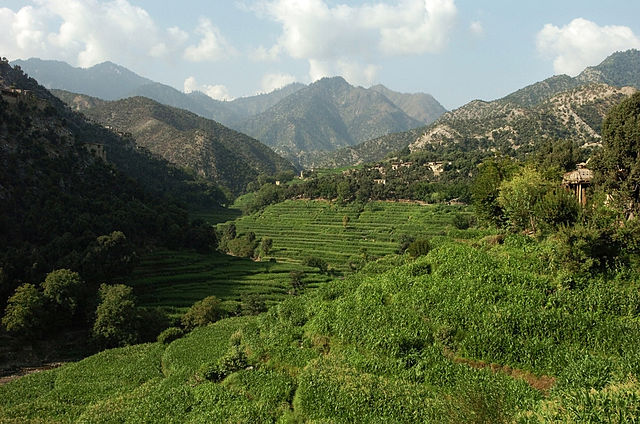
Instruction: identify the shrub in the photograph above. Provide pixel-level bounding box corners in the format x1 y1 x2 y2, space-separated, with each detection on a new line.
452 213 475 230
197 345 248 382
407 238 431 258
242 294 267 316
181 295 223 331
157 327 184 344
302 256 328 274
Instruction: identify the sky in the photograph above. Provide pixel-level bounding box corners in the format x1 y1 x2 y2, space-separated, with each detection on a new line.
1 0 640 110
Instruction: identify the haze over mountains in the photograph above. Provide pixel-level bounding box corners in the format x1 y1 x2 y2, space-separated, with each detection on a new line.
13 58 446 166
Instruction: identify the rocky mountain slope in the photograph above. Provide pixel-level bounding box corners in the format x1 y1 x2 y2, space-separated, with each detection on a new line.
311 49 640 168
53 90 295 194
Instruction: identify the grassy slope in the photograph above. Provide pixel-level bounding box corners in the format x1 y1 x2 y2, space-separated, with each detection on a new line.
2 234 639 422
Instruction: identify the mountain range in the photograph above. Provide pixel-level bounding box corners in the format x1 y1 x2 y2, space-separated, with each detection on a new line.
309 49 640 168
52 90 295 195
13 58 446 166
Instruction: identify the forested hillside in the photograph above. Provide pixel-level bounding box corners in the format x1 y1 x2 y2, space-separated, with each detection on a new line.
54 90 295 195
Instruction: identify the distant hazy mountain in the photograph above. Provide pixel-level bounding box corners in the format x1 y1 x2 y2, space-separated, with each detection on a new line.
311 49 640 168
54 90 295 194
369 84 446 124
236 76 435 164
12 58 153 101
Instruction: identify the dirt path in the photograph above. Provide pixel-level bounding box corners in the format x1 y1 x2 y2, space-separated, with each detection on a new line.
444 349 555 393
0 362 66 385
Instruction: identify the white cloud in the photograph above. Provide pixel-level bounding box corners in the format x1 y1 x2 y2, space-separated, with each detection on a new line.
537 18 640 76
469 20 483 37
183 76 233 101
0 1 235 71
260 72 296 93
255 0 456 83
183 17 235 62
252 44 282 61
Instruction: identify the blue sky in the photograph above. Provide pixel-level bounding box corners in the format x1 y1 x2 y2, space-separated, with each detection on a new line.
2 0 640 109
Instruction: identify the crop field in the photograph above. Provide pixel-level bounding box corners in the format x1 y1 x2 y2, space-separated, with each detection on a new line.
129 250 332 315
226 199 476 270
4 235 640 422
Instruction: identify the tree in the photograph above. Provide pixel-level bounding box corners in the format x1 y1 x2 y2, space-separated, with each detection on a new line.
592 92 640 218
82 231 137 283
260 237 273 257
41 269 83 319
471 158 518 226
289 271 306 294
497 166 551 232
92 284 138 348
407 238 431 258
181 295 222 331
302 256 328 274
1 283 46 338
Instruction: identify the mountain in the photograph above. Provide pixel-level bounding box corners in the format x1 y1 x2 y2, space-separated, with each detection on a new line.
369 84 446 124
236 77 427 164
12 58 153 101
53 90 295 194
0 59 223 303
11 58 306 127
313 49 640 167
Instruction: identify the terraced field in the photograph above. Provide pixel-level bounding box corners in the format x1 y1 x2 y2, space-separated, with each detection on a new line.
227 200 474 271
129 250 331 314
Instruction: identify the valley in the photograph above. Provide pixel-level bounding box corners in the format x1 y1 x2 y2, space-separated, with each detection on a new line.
1 48 640 422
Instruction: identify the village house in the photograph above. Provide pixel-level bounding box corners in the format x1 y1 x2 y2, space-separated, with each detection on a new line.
562 163 593 205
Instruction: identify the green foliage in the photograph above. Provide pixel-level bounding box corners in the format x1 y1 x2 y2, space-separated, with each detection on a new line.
1 283 46 338
302 256 329 274
181 295 223 331
242 294 267 316
82 231 137 284
92 284 138 349
472 158 517 225
592 91 640 217
259 237 273 257
497 166 551 232
289 270 306 294
452 212 475 230
197 345 248 382
41 268 83 319
157 326 184 344
406 238 431 258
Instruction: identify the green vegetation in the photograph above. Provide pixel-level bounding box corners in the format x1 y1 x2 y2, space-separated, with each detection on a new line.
228 200 475 271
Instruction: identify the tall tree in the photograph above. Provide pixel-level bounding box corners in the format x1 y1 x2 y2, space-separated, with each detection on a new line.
592 92 640 218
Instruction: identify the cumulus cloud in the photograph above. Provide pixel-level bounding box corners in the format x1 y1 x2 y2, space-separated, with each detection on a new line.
184 76 233 101
537 18 640 76
260 72 296 93
183 18 236 62
0 1 234 70
254 0 457 84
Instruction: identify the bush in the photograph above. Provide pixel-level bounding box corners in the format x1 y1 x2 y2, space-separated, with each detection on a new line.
302 256 328 274
136 307 171 343
407 238 431 258
452 213 475 230
181 295 223 331
197 345 248 382
157 327 184 344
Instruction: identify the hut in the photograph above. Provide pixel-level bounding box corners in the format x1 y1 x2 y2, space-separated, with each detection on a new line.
562 163 593 205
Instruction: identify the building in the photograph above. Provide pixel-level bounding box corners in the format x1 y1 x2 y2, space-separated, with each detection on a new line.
562 163 593 205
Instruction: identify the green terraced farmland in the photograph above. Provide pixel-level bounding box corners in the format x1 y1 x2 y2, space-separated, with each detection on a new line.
225 200 473 271
129 250 331 314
